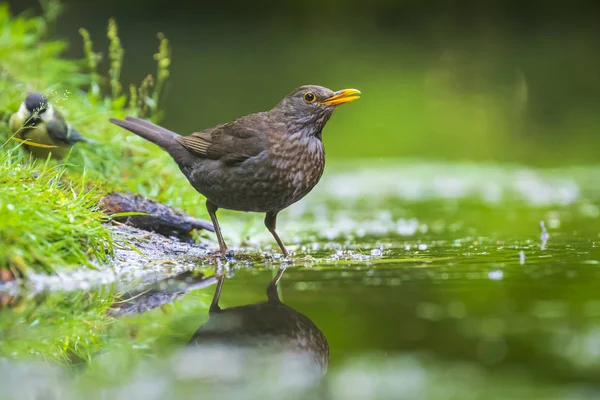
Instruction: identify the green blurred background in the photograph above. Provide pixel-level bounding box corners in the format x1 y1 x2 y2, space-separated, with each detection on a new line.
9 0 600 166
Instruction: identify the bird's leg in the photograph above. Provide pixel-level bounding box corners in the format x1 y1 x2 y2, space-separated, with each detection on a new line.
206 200 228 256
264 211 289 257
209 274 225 314
266 267 287 303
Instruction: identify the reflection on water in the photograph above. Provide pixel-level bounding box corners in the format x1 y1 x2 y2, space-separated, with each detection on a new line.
189 268 329 377
0 163 598 398
107 267 329 393
108 271 217 317
0 234 600 398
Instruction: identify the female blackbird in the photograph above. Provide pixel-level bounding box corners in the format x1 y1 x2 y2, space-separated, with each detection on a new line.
110 85 360 257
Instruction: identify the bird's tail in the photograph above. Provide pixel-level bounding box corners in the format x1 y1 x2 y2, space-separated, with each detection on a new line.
67 127 100 145
109 117 192 166
109 117 179 148
80 137 100 145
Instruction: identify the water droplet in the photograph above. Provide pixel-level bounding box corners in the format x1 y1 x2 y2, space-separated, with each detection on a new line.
488 270 503 280
540 221 550 250
370 245 383 257
519 251 526 265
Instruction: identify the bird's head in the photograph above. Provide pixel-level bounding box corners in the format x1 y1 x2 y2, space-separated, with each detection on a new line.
23 93 49 123
273 85 360 137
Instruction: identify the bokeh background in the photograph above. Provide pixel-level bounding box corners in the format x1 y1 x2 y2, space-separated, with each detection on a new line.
10 0 600 166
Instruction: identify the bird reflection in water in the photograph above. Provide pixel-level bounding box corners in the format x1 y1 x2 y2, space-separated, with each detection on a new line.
109 267 329 391
189 268 329 379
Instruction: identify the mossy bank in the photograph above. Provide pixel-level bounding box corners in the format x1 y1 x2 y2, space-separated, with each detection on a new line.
0 1 212 279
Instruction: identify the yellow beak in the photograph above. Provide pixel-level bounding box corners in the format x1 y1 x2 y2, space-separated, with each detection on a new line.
319 88 361 106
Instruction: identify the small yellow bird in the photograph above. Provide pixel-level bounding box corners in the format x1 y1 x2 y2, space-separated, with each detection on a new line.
9 93 97 159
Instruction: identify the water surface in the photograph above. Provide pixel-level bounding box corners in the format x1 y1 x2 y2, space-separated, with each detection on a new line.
1 162 599 399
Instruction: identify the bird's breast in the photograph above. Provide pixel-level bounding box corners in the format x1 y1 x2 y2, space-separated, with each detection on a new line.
266 134 325 201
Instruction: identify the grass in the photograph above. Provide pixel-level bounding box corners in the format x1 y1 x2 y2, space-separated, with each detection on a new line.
0 1 204 277
0 150 111 276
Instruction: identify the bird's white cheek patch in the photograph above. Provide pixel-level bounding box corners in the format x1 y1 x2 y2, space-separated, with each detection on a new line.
40 106 55 123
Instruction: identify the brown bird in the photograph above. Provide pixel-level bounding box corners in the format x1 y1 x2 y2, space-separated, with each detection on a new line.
109 85 360 257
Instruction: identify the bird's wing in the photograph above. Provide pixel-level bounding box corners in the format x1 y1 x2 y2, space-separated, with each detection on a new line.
176 112 275 165
46 111 96 145
44 115 71 144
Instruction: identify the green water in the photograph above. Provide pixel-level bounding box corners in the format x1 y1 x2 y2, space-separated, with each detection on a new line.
0 162 599 399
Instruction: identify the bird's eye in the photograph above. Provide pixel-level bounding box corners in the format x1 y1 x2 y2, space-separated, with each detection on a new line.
304 92 316 103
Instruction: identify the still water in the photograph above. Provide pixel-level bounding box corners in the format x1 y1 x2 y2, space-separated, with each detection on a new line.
1 162 599 399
